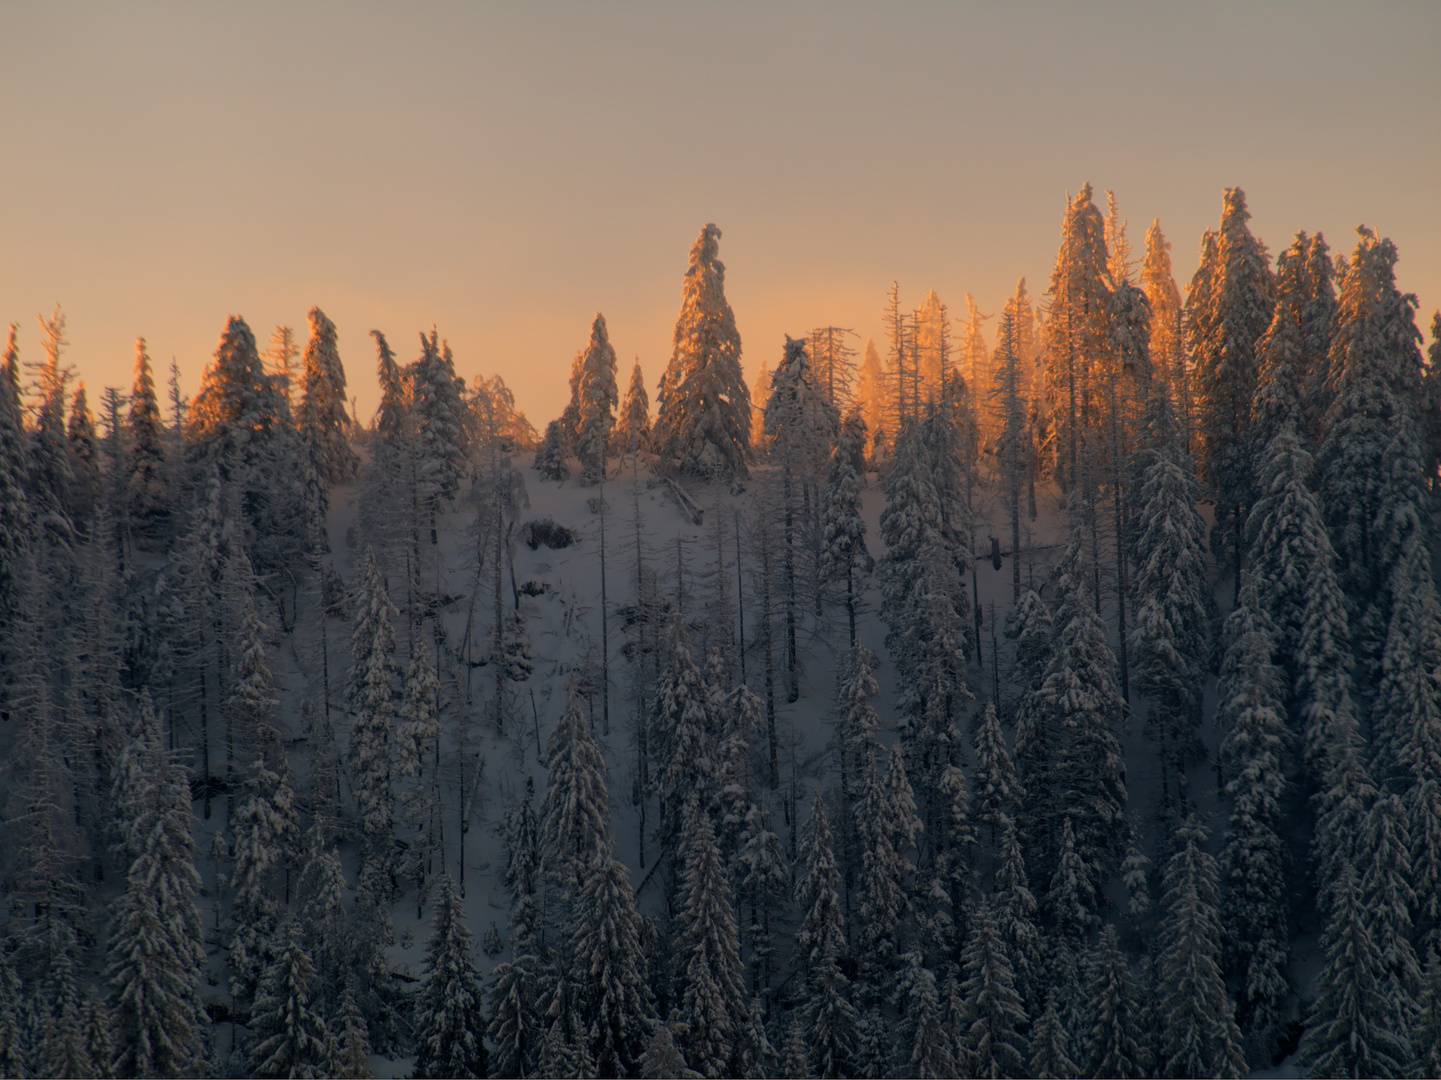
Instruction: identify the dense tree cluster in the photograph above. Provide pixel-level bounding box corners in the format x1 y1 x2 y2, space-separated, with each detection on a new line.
0 202 1438 1079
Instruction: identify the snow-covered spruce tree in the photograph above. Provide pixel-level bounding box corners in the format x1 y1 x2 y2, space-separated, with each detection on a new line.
487 779 546 1080
0 947 22 1078
536 963 593 1079
1302 858 1412 1077
671 801 748 1078
248 919 331 1080
763 334 838 703
794 792 859 1078
576 312 620 484
1317 227 1427 681
293 822 349 1024
1188 187 1274 591
533 419 570 481
411 329 470 508
575 846 655 1076
1028 498 1127 896
187 314 308 571
395 641 442 915
992 292 1033 605
613 358 651 456
1141 220 1186 431
1246 427 1332 697
855 337 886 455
1084 924 1145 1079
297 306 359 489
0 324 30 649
1043 182 1112 494
413 872 488 1079
653 223 752 478
819 423 869 646
349 549 399 901
647 616 717 856
1371 443 1441 785
1130 393 1209 811
1156 817 1246 1078
879 421 970 795
69 386 102 532
126 337 170 547
106 698 207 1079
898 950 954 1080
1415 942 1441 1079
541 687 611 890
973 701 1021 847
227 551 284 778
1216 594 1291 1036
855 746 921 1008
1250 234 1314 462
1298 231 1339 441
1029 991 1078 1080
1383 543 1441 933
957 897 1029 1078
993 816 1042 1015
228 749 300 1014
331 984 374 1079
1360 793 1422 1034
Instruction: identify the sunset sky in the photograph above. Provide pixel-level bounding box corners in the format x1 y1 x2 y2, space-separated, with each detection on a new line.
2 1 1437 427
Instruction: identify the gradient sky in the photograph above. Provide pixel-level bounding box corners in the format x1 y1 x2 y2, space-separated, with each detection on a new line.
2 1 1438 428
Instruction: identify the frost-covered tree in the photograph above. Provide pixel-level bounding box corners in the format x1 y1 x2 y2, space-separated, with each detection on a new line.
0 324 30 638
648 617 717 853
1042 183 1112 494
794 793 858 1079
542 688 611 889
855 747 920 1004
654 223 752 478
126 338 169 547
957 898 1029 1078
575 848 655 1076
1029 991 1078 1080
411 329 469 507
1156 818 1245 1079
349 549 398 899
1246 428 1331 695
1414 942 1441 1080
992 291 1034 604
1317 227 1427 677
671 803 747 1078
1359 793 1421 1038
819 424 868 645
395 642 442 913
613 358 651 456
898 951 953 1080
487 780 546 1079
413 872 488 1079
1216 597 1290 1034
1085 925 1145 1079
575 312 620 484
106 698 207 1079
297 306 358 488
993 816 1041 1014
228 751 300 1011
249 920 331 1080
533 419 570 481
1130 415 1209 807
1302 859 1412 1078
1188 187 1274 587
1029 503 1127 892
973 701 1020 846
1142 220 1186 432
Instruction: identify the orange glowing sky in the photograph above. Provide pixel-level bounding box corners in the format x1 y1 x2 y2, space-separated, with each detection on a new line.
2 2 1438 428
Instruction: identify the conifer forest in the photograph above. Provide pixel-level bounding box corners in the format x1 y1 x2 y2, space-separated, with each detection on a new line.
4 186 1441 1080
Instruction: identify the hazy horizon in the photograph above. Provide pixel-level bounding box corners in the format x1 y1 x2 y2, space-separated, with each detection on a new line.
2 1 1437 426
